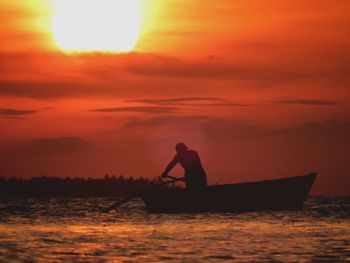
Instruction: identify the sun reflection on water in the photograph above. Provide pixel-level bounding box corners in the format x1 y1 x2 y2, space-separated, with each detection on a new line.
0 197 349 262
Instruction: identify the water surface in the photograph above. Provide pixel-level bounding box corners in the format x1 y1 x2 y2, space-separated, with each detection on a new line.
0 197 349 262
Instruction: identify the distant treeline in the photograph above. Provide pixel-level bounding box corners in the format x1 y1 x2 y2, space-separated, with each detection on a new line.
0 175 170 197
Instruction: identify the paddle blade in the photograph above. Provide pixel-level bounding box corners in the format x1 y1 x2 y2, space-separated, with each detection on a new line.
101 206 114 213
100 196 134 213
100 177 181 213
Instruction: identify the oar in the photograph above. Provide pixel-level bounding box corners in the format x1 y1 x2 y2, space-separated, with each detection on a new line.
165 175 185 181
101 177 184 213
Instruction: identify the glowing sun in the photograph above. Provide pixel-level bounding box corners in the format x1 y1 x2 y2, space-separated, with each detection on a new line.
53 0 141 52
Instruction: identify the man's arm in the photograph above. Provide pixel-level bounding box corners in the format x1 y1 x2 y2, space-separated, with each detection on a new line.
162 156 178 177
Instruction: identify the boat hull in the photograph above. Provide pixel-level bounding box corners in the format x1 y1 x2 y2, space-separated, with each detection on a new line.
142 173 317 213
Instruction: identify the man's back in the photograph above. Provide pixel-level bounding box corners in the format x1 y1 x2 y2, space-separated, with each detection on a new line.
176 150 203 172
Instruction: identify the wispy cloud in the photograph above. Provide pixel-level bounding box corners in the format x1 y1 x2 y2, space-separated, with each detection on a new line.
124 115 208 127
124 115 261 140
21 137 92 155
126 97 222 105
267 119 350 142
0 50 349 99
2 116 26 120
91 106 176 114
0 108 36 119
272 97 340 105
126 97 250 107
191 102 251 107
126 59 304 81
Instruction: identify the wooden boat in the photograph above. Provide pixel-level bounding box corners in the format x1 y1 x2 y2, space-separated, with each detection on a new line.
142 173 317 213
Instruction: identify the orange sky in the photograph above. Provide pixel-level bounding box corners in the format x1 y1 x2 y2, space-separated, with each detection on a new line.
0 0 350 195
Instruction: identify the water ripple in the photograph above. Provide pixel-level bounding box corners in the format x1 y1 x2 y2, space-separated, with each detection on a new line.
0 196 349 262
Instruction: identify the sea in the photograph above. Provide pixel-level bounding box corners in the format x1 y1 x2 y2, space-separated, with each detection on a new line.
0 197 349 263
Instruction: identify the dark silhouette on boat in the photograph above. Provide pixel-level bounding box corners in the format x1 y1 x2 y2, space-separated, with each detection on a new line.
162 143 207 189
143 173 317 213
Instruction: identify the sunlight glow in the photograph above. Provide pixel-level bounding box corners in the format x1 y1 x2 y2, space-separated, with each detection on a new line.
52 0 141 52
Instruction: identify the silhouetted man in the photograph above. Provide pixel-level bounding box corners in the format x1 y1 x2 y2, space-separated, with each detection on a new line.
162 143 207 189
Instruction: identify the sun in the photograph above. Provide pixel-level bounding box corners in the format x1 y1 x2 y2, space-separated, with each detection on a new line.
52 0 141 53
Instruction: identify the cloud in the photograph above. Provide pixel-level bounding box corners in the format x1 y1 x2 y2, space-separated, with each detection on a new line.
91 106 176 114
0 108 36 116
2 116 26 120
200 119 263 140
0 79 90 99
126 59 307 81
124 115 208 127
21 137 92 155
191 102 251 107
123 115 350 145
0 49 349 100
126 97 222 105
126 97 250 107
0 108 37 120
124 115 261 140
272 97 340 105
128 58 350 83
267 119 350 143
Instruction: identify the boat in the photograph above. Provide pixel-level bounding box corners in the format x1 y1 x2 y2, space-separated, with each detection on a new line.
142 172 317 213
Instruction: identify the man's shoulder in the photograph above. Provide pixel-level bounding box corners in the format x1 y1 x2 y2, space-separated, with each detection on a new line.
188 150 198 155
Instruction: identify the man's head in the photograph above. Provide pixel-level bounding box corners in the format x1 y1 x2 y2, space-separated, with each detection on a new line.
175 142 188 154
